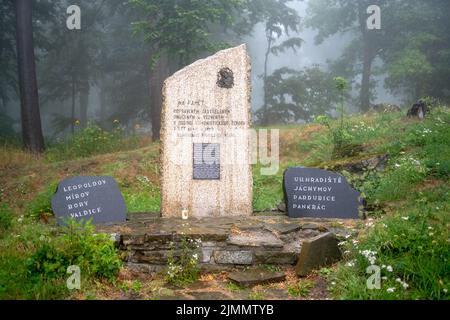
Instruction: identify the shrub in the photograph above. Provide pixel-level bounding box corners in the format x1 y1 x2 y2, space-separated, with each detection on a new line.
25 183 57 219
287 280 315 297
27 219 122 282
46 124 139 161
166 236 201 287
316 115 363 159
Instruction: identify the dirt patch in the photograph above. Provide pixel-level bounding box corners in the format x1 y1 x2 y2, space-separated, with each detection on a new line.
105 265 332 300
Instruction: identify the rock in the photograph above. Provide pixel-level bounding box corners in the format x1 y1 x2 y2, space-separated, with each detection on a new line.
301 223 321 230
158 294 191 300
213 250 253 265
407 100 429 120
254 251 297 264
228 229 284 248
276 201 286 212
201 247 213 263
188 291 231 300
228 269 286 287
331 154 389 174
186 281 211 290
295 232 342 277
268 223 301 235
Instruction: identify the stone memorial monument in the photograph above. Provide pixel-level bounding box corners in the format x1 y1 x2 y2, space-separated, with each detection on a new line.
51 176 127 225
160 44 252 218
284 167 363 219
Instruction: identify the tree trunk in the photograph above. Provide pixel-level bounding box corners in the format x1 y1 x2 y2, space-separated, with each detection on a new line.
79 85 89 128
149 54 170 140
1 96 6 111
99 83 107 128
360 40 373 112
15 0 44 153
261 33 273 126
358 0 376 113
71 74 76 134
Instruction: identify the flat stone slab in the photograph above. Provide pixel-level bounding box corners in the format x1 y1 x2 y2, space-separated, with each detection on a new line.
188 291 231 300
213 250 253 265
99 213 357 238
267 223 302 235
98 213 356 268
295 232 342 276
228 269 286 287
228 228 284 248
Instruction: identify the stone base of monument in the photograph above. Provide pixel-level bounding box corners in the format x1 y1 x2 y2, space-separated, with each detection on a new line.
98 213 358 273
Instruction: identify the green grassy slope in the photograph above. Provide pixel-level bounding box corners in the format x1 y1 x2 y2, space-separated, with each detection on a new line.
0 107 448 299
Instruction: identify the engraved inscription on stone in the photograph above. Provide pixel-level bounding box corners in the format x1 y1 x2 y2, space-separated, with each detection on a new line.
193 143 220 180
283 167 363 219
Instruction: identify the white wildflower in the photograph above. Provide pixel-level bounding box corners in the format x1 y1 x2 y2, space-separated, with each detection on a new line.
360 249 377 265
396 278 409 289
386 266 393 272
387 287 395 293
401 216 409 221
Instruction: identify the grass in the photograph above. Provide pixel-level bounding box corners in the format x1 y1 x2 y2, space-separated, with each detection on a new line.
328 185 449 299
0 219 122 299
247 291 266 300
287 280 315 297
226 281 246 292
0 105 448 300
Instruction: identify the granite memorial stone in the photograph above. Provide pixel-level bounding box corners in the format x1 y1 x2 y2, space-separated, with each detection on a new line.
160 44 252 218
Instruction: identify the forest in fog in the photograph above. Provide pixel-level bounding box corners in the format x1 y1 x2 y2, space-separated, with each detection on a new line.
1 0 449 149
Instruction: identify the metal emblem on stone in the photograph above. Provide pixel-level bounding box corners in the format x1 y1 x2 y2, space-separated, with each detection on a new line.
283 167 363 219
217 67 234 88
51 176 127 225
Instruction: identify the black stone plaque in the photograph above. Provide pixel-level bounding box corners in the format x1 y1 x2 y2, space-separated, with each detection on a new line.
51 176 127 226
193 143 220 180
283 167 363 219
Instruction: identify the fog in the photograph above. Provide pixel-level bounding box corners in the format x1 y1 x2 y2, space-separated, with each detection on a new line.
1 0 448 140
246 0 401 112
